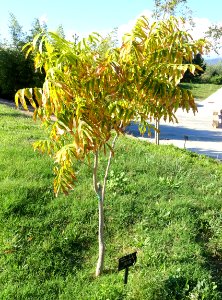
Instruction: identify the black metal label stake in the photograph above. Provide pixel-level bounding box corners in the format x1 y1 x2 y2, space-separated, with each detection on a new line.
118 252 137 284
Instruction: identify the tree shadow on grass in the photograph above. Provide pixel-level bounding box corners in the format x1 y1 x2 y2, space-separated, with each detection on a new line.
151 203 222 299
194 214 222 291
173 203 222 291
2 185 93 279
152 203 222 297
203 251 222 289
3 186 54 218
37 237 92 278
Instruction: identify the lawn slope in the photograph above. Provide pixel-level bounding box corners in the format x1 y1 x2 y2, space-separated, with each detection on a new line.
180 83 222 100
1 104 222 299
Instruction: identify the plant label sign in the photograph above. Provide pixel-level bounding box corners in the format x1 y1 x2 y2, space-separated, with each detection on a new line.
118 252 137 284
118 252 137 271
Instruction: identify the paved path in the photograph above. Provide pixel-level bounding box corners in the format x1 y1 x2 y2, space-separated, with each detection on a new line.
127 87 222 160
0 98 34 117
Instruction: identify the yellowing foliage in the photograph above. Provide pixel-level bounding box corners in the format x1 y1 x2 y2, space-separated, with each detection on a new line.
15 16 209 195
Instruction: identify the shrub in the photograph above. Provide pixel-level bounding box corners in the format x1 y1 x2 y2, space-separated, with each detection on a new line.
210 74 222 84
0 47 44 100
200 63 222 84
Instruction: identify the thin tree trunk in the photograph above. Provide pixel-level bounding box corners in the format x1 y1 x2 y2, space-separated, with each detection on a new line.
93 133 119 277
155 118 160 145
93 151 103 276
96 195 105 276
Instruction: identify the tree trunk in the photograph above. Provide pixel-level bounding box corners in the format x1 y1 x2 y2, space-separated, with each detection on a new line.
96 195 105 276
93 151 105 277
155 118 160 145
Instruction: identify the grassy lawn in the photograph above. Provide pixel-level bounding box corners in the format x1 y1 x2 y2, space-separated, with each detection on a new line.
180 83 222 100
1 104 222 299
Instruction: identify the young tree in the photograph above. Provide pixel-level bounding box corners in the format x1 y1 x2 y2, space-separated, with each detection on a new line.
16 16 208 276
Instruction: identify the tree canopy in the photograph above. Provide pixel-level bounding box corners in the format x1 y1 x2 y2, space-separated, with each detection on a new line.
16 16 209 194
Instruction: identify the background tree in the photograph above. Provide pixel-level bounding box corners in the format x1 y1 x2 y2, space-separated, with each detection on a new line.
0 14 45 99
16 16 208 276
8 13 25 49
56 24 66 39
152 0 207 83
205 24 222 54
152 0 193 24
0 48 32 98
181 53 207 82
28 18 48 42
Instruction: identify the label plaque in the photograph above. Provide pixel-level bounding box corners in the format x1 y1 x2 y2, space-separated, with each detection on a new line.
118 252 137 271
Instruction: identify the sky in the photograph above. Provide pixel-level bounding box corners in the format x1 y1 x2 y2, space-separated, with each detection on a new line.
0 0 222 57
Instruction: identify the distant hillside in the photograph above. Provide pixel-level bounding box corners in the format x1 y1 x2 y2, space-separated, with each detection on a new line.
205 57 222 65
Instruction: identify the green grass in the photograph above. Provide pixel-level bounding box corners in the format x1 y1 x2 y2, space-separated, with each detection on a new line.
1 104 222 299
180 83 222 100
